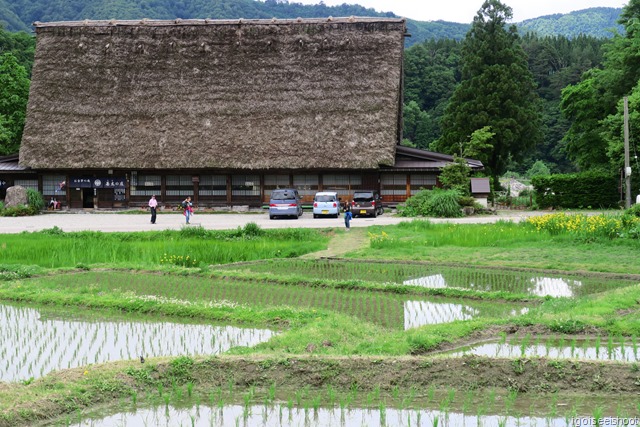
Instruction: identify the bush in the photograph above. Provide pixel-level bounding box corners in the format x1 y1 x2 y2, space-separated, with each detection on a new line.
0 204 37 217
26 188 45 211
429 189 464 217
625 204 640 217
398 188 463 218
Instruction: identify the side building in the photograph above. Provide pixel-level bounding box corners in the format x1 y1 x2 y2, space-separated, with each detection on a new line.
14 18 482 209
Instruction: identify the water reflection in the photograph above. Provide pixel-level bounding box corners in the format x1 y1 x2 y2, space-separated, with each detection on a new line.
448 342 639 362
0 304 275 382
403 300 479 329
529 277 582 297
404 274 584 297
64 403 571 427
403 274 449 289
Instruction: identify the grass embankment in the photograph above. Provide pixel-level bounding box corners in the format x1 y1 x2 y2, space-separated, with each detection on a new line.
3 354 640 427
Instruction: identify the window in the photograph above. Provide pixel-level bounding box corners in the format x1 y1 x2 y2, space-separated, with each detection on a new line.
381 174 406 196
130 173 161 196
232 175 260 196
410 174 437 195
166 175 193 197
293 174 318 197
199 175 227 196
264 175 290 198
42 175 67 196
323 174 362 191
14 179 38 191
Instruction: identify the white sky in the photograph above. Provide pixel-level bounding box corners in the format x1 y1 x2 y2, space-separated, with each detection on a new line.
290 0 628 23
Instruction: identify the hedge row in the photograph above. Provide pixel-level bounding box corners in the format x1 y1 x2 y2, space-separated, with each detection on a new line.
531 172 619 209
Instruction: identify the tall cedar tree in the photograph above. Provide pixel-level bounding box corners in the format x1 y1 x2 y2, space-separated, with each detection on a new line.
436 0 542 178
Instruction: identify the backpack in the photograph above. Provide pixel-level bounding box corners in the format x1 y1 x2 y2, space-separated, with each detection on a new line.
181 201 187 209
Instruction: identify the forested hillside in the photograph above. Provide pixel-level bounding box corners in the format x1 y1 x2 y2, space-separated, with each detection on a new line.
519 7 623 39
0 0 624 46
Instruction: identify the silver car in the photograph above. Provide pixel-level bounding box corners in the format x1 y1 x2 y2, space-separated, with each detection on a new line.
269 189 303 219
313 191 340 218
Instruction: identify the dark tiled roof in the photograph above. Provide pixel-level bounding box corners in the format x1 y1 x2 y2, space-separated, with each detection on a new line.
0 154 29 171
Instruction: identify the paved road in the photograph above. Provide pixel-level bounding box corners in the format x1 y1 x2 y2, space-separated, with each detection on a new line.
0 209 556 234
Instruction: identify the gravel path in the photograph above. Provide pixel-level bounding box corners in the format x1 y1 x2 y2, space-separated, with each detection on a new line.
0 209 582 235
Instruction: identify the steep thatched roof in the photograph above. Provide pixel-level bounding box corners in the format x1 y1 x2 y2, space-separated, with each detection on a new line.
19 18 406 170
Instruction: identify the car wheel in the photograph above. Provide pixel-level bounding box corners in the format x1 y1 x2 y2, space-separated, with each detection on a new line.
334 213 339 218
372 210 377 218
269 215 275 220
313 214 318 218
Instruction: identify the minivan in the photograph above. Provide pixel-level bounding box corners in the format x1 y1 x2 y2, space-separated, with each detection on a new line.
313 191 340 218
351 190 383 217
269 189 303 219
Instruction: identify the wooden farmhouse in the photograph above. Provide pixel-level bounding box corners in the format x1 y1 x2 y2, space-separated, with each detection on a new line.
5 17 483 209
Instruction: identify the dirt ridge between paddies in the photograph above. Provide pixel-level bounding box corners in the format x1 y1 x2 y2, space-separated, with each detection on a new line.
1 354 638 427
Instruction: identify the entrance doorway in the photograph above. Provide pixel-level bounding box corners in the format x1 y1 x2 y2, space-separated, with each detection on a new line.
82 188 94 208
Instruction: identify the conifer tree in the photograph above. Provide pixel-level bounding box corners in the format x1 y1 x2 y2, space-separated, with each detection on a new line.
436 0 542 179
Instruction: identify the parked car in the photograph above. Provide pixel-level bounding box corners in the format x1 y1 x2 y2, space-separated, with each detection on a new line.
313 191 340 218
351 190 383 217
269 189 303 219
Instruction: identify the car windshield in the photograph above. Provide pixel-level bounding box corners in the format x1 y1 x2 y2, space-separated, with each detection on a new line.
354 192 374 202
271 191 296 200
315 195 336 202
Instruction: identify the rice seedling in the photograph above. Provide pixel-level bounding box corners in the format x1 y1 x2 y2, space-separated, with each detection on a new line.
592 405 604 425
187 382 194 398
427 384 436 403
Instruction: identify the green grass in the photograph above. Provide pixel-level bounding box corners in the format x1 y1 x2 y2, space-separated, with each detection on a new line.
0 226 328 268
349 220 640 274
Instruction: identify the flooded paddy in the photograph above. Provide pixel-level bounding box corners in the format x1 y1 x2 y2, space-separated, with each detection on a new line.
61 404 570 427
0 303 275 382
220 259 639 297
443 335 640 362
28 272 530 330
55 390 638 427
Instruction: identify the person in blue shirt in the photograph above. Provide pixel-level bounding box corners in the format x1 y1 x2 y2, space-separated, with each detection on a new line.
344 207 353 231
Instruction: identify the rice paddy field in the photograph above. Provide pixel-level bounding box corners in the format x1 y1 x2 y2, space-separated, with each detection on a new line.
1 216 640 426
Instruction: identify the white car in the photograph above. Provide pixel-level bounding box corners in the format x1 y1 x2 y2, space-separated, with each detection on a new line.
313 191 340 218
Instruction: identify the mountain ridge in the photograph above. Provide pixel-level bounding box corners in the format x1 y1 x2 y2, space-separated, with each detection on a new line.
0 1 623 46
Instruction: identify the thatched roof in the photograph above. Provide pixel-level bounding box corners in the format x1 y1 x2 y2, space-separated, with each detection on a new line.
19 18 406 170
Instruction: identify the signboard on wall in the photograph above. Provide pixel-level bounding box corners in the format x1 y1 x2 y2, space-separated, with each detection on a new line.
70 177 92 188
70 177 126 189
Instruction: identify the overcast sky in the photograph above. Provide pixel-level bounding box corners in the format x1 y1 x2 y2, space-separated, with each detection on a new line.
290 0 627 23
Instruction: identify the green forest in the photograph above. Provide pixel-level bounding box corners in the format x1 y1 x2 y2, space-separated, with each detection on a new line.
0 0 637 195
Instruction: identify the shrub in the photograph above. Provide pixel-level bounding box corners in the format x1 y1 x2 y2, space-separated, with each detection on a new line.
242 222 264 237
26 188 45 211
625 204 640 217
398 188 463 218
0 204 37 217
429 189 463 217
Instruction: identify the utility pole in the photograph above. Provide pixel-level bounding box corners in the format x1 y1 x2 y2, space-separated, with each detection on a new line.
624 97 631 208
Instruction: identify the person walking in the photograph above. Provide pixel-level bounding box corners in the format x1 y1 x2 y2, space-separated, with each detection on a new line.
344 207 353 231
182 196 193 224
148 195 158 224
